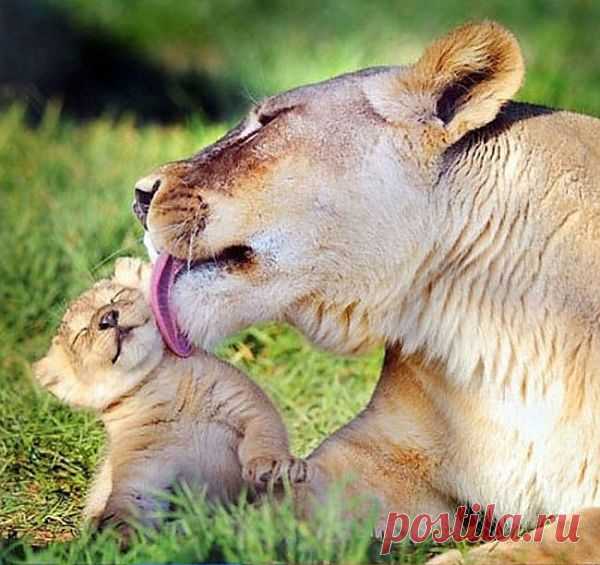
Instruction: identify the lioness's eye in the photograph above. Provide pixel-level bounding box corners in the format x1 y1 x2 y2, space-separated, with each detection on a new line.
257 112 278 127
257 106 295 127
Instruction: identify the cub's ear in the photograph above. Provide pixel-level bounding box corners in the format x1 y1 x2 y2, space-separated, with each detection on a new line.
114 257 151 292
32 340 73 401
367 21 524 145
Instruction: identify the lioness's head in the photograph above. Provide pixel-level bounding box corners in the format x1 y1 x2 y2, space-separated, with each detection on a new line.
34 258 163 410
134 22 524 353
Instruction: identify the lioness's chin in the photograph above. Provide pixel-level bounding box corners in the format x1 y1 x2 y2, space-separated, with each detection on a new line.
171 266 294 350
144 231 160 263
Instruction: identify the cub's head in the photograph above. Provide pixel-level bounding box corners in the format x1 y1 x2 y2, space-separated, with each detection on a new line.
134 22 524 353
33 258 164 410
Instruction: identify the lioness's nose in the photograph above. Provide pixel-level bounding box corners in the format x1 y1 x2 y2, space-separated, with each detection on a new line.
133 174 163 229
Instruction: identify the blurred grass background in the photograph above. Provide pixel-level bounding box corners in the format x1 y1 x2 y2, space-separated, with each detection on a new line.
1 0 600 562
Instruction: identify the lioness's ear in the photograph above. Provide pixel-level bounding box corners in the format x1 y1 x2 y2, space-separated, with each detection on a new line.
369 21 524 145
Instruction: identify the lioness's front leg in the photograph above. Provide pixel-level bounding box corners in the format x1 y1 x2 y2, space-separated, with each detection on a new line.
298 346 456 529
427 507 600 564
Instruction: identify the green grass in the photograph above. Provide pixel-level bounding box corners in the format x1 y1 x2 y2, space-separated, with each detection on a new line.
2 0 600 562
48 0 600 116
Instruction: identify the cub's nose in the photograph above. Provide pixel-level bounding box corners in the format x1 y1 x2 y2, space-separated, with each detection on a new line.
98 309 119 330
133 174 163 229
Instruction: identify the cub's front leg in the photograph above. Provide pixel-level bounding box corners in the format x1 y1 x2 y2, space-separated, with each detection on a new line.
215 373 309 488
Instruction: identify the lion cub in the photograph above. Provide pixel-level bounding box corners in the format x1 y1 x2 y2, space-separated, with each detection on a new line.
33 258 308 529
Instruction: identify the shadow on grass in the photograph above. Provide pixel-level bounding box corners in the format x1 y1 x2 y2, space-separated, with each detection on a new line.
0 0 247 124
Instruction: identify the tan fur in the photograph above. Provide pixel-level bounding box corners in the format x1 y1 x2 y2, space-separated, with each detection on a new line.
135 22 600 562
33 258 308 530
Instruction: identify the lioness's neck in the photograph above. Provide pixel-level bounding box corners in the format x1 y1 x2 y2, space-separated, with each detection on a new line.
394 114 600 416
295 110 600 417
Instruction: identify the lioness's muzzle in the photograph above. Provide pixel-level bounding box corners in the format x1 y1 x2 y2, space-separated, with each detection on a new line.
133 175 162 229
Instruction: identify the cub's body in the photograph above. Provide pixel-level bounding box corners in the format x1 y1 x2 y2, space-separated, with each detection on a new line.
34 259 307 528
85 353 290 523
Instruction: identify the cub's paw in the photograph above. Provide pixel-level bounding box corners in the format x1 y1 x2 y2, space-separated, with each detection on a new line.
243 456 310 486
91 511 136 549
113 257 151 291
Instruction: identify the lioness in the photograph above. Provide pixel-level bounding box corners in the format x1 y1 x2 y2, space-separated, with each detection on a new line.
133 21 600 564
34 258 308 531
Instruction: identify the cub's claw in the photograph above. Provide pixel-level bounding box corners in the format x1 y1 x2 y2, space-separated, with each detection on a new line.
243 456 310 486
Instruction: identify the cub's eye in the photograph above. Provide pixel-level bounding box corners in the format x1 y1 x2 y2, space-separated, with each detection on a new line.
98 310 119 330
110 288 130 304
71 327 88 347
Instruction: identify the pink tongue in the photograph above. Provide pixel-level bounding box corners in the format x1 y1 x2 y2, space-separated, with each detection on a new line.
150 253 193 358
